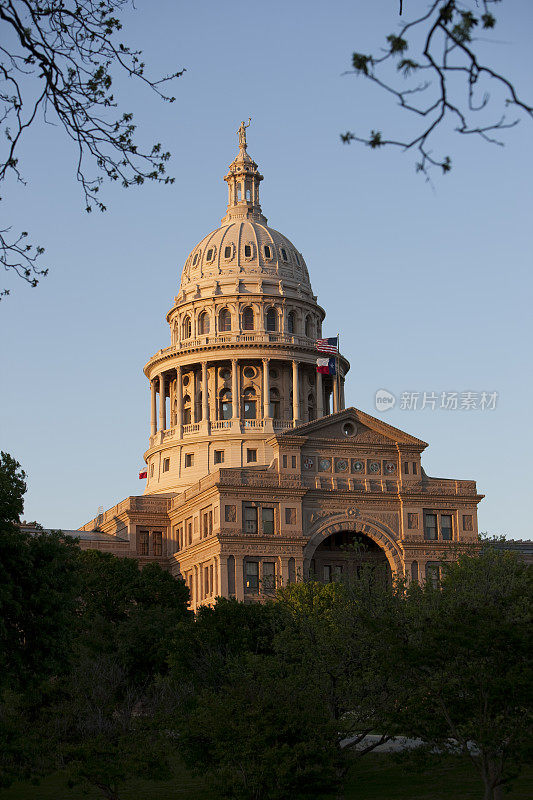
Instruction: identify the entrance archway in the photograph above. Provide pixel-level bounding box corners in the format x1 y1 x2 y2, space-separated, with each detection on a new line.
310 530 391 584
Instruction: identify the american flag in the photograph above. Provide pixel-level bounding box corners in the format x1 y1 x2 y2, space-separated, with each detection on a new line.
316 337 338 355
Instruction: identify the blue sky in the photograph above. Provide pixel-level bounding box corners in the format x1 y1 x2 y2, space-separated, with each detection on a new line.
1 0 531 537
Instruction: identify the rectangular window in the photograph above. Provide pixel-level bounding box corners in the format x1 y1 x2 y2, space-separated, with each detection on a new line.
214 450 224 464
224 246 232 258
244 505 258 533
246 448 257 463
424 513 438 540
187 519 193 545
291 455 297 468
282 454 288 468
210 563 214 595
153 531 162 556
162 458 170 472
185 453 194 468
262 507 274 535
323 565 331 583
204 565 210 597
208 509 213 535
262 561 276 593
412 462 418 474
264 245 271 259
463 514 473 531
225 504 236 522
441 514 452 540
332 565 343 581
202 511 209 539
244 561 259 593
403 462 409 474
285 507 296 525
244 244 252 258
138 530 149 556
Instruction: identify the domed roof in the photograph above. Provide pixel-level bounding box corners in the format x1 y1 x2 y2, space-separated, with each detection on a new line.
180 218 311 290
179 121 312 292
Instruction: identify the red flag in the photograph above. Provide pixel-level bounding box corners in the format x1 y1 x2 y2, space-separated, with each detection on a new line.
139 467 147 479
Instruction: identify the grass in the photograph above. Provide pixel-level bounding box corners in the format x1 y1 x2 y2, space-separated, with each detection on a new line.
1 755 531 799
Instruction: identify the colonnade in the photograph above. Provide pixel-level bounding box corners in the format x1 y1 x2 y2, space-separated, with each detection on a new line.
150 358 343 436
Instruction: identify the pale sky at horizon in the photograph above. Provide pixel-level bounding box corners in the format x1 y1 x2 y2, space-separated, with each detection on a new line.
1 0 532 539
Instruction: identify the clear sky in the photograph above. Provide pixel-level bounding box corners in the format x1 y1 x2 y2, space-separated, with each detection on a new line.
1 0 531 538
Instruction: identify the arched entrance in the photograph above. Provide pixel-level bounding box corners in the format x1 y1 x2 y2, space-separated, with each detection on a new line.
310 530 392 584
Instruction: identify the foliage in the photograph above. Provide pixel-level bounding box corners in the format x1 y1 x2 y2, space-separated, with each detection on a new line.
341 1 532 178
275 572 408 755
0 0 185 297
0 451 27 523
396 548 533 800
179 653 342 800
168 596 281 689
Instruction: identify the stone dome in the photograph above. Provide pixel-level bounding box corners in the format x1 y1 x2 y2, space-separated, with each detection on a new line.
178 119 312 293
179 219 311 291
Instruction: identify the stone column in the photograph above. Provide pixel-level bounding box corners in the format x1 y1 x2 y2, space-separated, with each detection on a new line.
201 362 209 422
333 371 339 414
158 373 166 431
219 555 228 598
150 379 157 436
231 359 239 421
175 365 182 431
316 370 323 419
340 375 345 410
234 555 244 601
292 360 300 424
263 358 270 418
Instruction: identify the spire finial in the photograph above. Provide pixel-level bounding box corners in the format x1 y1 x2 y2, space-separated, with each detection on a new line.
238 117 252 150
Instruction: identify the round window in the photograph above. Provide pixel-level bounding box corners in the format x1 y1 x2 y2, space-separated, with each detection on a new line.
342 421 356 437
220 368 231 380
182 375 190 387
243 366 256 379
269 368 279 380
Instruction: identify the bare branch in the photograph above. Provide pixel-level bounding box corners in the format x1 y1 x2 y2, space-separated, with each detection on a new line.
342 0 532 179
0 0 186 298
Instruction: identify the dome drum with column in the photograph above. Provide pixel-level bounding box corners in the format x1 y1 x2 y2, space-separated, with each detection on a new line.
143 125 350 495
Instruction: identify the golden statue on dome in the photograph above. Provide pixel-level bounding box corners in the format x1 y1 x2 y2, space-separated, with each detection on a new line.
238 117 252 149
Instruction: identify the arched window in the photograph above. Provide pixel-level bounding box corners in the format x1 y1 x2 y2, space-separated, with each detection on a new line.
305 315 313 338
287 310 295 334
242 307 254 331
219 389 232 420
183 394 191 425
307 392 315 422
219 308 231 332
198 311 210 335
243 387 257 420
269 387 280 419
182 316 191 339
266 308 277 332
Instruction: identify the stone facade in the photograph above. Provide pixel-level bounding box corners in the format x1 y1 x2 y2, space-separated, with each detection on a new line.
79 124 484 609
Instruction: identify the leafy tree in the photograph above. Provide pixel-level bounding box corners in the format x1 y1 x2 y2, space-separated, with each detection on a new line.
275 573 408 758
342 1 532 178
168 596 281 690
0 451 27 523
51 654 172 800
179 652 342 800
0 0 185 297
397 548 533 800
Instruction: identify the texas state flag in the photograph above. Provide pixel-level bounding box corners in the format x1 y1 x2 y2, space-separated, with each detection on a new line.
317 357 336 375
139 466 148 479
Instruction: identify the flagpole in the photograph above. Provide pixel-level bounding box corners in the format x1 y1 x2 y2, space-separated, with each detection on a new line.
337 332 340 412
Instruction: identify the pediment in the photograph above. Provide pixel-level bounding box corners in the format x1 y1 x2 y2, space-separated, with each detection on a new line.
280 407 427 449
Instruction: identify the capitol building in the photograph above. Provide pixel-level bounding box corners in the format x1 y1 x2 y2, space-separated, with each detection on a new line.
79 124 483 610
